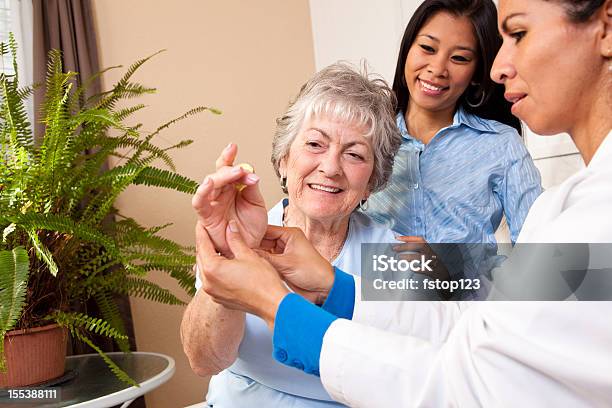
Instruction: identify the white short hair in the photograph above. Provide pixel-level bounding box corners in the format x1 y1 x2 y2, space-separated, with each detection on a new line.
271 62 401 193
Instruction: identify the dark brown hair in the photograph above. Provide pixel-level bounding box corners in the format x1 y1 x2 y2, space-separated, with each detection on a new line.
547 0 605 23
392 0 522 134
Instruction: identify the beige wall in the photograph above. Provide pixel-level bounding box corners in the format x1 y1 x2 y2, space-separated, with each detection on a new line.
92 1 315 406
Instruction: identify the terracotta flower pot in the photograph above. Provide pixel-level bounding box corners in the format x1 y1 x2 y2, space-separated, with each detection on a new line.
0 324 68 387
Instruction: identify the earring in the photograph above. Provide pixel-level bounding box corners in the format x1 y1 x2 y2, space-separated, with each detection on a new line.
359 198 369 211
280 176 288 194
466 88 486 108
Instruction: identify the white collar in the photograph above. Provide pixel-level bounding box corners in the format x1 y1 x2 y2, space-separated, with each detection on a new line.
588 129 612 170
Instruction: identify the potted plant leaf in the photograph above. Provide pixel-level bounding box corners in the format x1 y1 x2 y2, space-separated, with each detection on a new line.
0 34 213 387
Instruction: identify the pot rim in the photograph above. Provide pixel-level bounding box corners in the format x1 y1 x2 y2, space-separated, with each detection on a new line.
5 323 63 337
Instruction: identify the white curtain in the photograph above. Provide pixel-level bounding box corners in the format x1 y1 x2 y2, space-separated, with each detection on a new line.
9 0 33 125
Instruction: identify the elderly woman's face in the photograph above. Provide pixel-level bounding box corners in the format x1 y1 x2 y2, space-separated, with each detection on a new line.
491 0 603 135
281 114 374 222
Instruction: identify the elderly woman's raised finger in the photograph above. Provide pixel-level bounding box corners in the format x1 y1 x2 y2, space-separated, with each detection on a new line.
215 143 237 170
192 177 214 216
207 165 260 193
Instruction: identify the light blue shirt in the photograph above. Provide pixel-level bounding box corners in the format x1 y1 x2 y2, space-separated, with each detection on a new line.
365 108 542 246
201 200 398 407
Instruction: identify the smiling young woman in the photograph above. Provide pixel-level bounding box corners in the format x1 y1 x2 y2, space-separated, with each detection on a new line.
364 0 543 282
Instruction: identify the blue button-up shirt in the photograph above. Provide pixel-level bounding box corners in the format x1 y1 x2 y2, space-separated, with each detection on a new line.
364 108 542 245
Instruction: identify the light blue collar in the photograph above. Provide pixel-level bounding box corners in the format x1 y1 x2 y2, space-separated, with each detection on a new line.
454 106 497 133
397 106 496 142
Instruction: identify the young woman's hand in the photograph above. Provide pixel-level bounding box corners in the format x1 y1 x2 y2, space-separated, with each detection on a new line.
393 236 450 282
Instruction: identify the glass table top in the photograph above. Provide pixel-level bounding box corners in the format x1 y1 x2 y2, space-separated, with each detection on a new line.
0 352 175 408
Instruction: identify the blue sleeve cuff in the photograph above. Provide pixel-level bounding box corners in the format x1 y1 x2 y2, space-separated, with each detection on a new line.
272 293 337 376
321 267 355 319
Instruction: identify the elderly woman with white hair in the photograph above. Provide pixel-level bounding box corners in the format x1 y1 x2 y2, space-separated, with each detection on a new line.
180 63 402 407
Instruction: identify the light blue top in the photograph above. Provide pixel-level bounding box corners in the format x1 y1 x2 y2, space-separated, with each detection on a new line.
199 200 398 407
364 108 542 246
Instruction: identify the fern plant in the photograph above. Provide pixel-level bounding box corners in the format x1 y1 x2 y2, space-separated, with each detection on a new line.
0 34 216 385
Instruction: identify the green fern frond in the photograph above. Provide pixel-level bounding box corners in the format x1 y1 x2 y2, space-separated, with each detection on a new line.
16 213 117 256
95 50 164 111
7 34 18 79
127 277 186 305
79 160 154 225
139 264 196 296
162 139 193 152
63 325 137 387
113 219 187 253
118 50 165 89
115 137 176 170
123 251 194 266
126 106 219 168
103 275 185 305
53 311 127 340
93 292 130 352
0 42 33 151
17 84 36 100
115 104 147 121
26 229 58 276
69 64 122 112
0 41 9 57
132 167 199 194
145 223 173 235
0 247 29 371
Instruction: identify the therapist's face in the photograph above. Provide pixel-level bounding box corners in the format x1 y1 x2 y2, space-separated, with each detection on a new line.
491 0 604 135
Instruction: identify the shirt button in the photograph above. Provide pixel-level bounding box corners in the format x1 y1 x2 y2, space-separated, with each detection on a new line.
274 349 288 362
413 183 419 189
307 368 320 376
292 360 304 370
415 217 422 224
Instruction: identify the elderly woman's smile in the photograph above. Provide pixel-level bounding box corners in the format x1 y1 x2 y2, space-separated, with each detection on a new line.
308 183 343 194
281 114 375 223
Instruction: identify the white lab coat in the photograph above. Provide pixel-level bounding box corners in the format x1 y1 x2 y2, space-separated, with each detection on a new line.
319 131 612 407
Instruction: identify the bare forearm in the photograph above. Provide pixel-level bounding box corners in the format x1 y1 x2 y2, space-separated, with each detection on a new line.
180 289 245 377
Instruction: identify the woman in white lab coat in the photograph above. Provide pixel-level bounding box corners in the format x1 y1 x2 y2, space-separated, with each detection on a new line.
195 0 612 406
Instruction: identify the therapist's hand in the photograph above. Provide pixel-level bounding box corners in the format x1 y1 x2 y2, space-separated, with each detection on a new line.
196 220 289 330
257 225 335 305
192 143 267 257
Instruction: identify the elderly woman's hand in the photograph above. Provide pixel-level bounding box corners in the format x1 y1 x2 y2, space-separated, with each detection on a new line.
196 220 289 330
256 225 335 305
192 144 267 257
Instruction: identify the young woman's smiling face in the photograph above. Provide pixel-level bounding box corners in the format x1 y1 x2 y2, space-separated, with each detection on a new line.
404 11 479 115
280 114 374 222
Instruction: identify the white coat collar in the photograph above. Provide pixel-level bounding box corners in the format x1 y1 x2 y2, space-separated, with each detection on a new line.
588 130 612 170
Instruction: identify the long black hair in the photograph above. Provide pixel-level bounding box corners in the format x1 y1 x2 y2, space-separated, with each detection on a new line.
392 0 522 134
